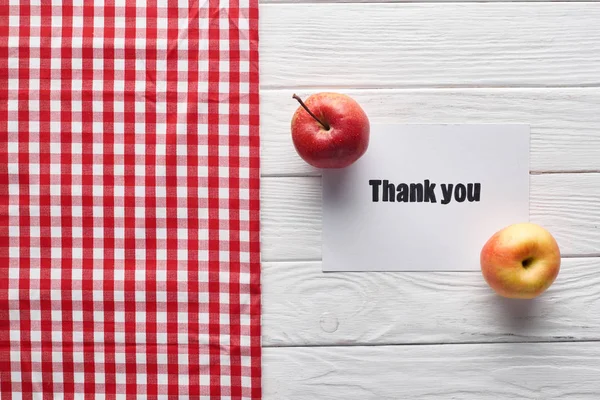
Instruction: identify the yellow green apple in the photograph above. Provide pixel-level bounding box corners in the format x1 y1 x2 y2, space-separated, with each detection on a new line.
480 223 561 299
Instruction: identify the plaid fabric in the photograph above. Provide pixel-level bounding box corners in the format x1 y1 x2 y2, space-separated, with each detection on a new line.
0 1 261 398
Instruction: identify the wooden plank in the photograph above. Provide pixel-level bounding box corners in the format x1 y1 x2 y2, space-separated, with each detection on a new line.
262 258 600 346
263 342 600 399
530 173 600 257
260 4 600 88
261 174 600 261
261 89 600 175
263 0 597 3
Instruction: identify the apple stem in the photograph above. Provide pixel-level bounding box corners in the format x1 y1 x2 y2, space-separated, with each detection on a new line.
292 94 330 131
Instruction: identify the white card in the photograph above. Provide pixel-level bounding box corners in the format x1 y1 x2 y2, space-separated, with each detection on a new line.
322 124 530 272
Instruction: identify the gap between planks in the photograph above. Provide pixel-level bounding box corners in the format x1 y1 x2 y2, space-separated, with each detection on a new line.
260 83 600 90
262 338 600 348
262 1 600 5
263 254 600 263
262 171 600 178
530 170 600 174
261 86 600 91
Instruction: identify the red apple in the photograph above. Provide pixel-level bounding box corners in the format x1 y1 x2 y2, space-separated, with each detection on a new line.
480 223 561 299
290 92 370 168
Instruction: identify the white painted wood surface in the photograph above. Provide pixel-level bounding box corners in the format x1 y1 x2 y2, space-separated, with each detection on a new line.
264 0 598 3
262 258 600 346
261 4 600 89
263 343 600 399
261 89 600 175
259 1 600 398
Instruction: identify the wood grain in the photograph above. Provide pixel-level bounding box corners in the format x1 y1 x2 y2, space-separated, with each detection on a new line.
263 342 600 399
262 258 600 346
261 175 600 261
258 2 600 394
263 0 598 3
261 177 323 262
531 173 600 257
261 4 600 88
261 89 600 175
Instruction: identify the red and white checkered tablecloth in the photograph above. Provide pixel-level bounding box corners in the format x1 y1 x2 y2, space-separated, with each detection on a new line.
0 1 261 398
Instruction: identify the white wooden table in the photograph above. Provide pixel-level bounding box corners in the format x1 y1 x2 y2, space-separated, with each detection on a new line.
258 2 600 398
